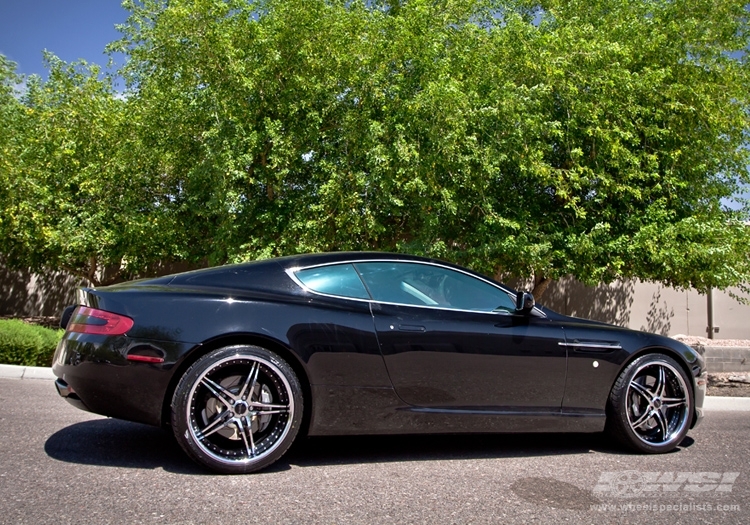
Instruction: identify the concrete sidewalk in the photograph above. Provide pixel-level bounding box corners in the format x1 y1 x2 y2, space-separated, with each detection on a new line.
1 364 749 411
702 396 750 411
0 364 56 380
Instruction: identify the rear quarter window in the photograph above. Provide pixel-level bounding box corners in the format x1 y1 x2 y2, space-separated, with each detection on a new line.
294 264 370 300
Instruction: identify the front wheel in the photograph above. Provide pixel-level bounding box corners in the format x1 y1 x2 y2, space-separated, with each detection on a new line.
606 353 694 454
171 345 303 473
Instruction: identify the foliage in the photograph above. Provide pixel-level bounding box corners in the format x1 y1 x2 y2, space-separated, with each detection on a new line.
1 0 749 297
0 55 181 285
0 319 64 367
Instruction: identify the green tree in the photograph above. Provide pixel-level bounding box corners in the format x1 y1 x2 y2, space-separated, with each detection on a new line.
463 0 750 297
2 0 749 299
0 55 180 285
0 56 24 254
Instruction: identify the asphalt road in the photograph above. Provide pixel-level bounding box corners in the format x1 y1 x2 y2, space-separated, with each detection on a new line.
1 378 748 525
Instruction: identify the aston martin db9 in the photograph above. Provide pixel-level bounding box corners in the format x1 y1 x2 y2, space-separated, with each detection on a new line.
53 252 706 473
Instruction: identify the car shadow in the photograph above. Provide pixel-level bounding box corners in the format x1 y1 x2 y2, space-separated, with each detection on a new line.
44 419 206 475
270 432 609 472
44 418 667 474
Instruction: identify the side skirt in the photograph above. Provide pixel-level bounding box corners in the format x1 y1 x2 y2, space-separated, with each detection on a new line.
308 385 606 436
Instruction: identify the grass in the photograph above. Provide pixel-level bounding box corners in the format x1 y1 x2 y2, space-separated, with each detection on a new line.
0 319 64 367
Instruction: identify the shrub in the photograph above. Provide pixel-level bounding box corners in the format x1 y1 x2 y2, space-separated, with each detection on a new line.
0 319 64 367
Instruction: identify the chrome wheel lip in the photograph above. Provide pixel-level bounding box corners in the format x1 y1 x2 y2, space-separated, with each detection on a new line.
625 360 690 447
186 354 295 466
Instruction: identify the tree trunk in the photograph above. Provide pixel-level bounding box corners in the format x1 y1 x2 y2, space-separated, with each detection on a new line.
532 274 552 301
63 262 100 287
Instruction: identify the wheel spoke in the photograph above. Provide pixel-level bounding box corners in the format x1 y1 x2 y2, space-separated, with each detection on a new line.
237 361 260 401
662 396 686 408
248 401 288 410
198 411 234 439
654 407 669 438
654 366 666 398
237 418 257 458
250 409 287 416
629 409 654 430
629 379 653 402
201 377 236 408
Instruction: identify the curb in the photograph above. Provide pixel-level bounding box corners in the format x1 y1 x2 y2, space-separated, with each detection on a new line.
702 396 750 412
0 364 56 380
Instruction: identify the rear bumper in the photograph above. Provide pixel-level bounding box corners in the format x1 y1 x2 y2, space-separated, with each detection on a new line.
52 333 195 427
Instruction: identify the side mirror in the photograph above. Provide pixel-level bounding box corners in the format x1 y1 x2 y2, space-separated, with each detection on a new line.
515 291 535 314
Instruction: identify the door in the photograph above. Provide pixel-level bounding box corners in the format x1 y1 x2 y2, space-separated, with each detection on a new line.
355 261 567 410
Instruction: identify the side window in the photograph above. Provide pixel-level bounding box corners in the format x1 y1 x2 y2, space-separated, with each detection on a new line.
294 264 370 300
354 262 516 312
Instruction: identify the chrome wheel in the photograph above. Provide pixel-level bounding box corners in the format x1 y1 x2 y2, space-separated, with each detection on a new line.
607 353 693 453
172 346 302 473
625 361 689 446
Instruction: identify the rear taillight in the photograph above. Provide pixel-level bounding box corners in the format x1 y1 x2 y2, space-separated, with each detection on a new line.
66 306 134 336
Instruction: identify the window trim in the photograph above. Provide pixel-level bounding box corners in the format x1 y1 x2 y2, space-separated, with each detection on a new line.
285 259 546 318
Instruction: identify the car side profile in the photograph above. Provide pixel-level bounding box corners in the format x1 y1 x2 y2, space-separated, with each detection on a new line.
53 252 706 473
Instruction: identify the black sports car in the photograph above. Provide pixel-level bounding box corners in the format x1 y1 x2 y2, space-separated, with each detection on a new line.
53 252 706 473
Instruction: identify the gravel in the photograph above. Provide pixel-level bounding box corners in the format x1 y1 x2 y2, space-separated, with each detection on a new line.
708 373 750 397
669 335 750 397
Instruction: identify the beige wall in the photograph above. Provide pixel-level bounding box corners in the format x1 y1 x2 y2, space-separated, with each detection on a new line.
0 264 85 317
535 277 750 339
0 259 204 318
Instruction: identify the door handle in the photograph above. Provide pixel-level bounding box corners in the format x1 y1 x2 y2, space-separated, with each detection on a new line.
398 324 426 332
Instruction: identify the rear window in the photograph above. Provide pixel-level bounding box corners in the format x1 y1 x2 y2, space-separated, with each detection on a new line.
294 264 370 300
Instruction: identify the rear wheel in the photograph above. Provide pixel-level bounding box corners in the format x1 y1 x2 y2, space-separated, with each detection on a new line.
171 345 303 473
606 353 693 454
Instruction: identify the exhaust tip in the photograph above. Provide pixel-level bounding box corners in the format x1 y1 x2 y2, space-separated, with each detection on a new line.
54 378 75 398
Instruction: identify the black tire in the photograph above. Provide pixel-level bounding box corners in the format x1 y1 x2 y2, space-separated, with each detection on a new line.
171 345 303 474
606 353 694 454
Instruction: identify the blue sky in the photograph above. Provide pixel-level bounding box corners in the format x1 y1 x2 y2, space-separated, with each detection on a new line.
0 1 129 77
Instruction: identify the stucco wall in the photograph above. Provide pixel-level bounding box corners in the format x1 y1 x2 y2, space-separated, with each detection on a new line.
0 264 84 317
535 277 750 339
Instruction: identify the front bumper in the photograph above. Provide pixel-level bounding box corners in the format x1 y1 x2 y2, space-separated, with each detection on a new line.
691 369 707 429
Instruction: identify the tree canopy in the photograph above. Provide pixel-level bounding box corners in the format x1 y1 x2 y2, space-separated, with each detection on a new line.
1 0 749 296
